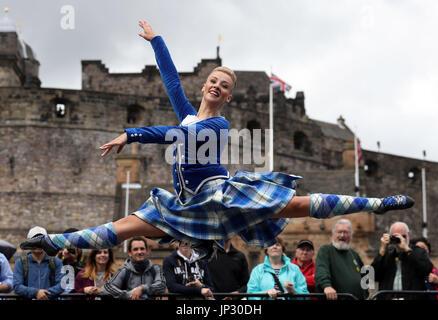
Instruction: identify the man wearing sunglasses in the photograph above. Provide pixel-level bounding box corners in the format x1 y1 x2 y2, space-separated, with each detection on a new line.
371 221 433 300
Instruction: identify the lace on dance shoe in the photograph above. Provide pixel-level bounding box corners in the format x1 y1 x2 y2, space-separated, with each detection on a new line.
373 195 415 215
20 235 60 256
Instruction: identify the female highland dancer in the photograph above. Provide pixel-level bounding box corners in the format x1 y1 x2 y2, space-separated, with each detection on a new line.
21 21 414 258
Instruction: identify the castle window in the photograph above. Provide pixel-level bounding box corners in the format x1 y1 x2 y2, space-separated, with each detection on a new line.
51 97 70 119
407 167 421 181
246 120 264 144
55 103 66 118
364 160 378 177
294 131 312 154
246 120 261 132
127 105 144 124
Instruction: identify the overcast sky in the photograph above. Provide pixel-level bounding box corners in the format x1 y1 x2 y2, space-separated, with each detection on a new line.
5 0 438 163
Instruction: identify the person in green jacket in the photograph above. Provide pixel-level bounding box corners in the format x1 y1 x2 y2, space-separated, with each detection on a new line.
315 219 368 300
247 237 308 300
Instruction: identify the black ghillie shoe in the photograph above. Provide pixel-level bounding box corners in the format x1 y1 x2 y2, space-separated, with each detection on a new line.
192 241 225 262
20 235 59 256
373 195 415 215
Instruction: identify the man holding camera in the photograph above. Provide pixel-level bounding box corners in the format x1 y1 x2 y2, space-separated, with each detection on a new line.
54 228 88 297
371 221 433 300
56 228 88 276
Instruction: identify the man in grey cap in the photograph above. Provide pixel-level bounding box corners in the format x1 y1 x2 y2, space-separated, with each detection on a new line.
291 239 316 293
13 226 64 300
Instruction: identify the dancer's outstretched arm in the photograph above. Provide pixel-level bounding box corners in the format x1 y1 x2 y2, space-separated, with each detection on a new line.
100 132 127 157
99 125 181 157
139 20 197 122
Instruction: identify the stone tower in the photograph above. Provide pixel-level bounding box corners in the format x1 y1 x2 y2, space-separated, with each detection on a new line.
0 8 40 88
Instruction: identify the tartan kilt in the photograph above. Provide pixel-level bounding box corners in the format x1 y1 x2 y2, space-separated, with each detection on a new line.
133 170 301 249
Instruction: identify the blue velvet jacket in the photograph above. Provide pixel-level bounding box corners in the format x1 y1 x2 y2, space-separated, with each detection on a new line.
125 36 230 198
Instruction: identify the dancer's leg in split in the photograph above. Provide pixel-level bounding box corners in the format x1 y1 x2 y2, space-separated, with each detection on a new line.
274 196 311 218
113 215 167 240
21 194 413 254
274 194 414 219
20 216 167 255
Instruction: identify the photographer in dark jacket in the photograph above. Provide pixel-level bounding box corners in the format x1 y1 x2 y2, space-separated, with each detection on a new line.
371 221 433 300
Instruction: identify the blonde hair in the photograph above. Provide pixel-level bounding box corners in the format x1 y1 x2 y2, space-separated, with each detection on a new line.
211 66 237 88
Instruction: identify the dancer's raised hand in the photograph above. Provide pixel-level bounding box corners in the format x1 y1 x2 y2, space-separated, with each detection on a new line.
99 133 127 157
138 20 157 41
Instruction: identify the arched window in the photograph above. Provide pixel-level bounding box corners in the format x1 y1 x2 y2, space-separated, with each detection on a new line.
55 104 66 118
52 98 69 119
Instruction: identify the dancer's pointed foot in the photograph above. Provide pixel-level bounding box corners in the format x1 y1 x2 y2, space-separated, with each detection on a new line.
20 235 59 256
373 195 415 215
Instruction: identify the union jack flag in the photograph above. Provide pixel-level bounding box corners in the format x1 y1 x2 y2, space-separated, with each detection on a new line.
270 73 292 92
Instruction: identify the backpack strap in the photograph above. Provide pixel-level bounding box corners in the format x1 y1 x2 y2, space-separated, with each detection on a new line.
122 268 131 290
21 253 56 287
48 257 56 287
21 253 29 286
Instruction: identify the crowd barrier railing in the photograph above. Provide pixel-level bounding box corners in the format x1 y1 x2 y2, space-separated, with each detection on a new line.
0 292 357 300
1 291 437 300
369 290 438 300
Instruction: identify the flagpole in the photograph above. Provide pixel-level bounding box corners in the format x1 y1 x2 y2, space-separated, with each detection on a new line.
421 150 427 238
354 135 360 196
269 72 274 172
124 170 130 253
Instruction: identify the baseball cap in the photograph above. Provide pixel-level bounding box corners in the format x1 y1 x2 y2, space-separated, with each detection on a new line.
297 239 314 250
27 226 48 240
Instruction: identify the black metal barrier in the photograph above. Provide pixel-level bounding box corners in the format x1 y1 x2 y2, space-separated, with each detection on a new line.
1 291 437 300
0 292 358 300
369 290 438 300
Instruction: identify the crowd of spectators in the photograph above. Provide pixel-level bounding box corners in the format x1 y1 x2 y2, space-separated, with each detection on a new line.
1 220 437 300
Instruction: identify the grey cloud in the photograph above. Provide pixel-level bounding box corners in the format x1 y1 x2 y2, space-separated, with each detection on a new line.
5 0 437 161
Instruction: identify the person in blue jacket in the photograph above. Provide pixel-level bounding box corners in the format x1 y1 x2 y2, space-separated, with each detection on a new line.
21 20 414 259
0 252 13 293
13 227 64 300
247 237 308 299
